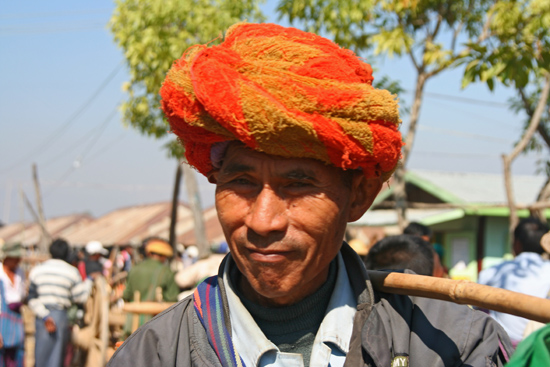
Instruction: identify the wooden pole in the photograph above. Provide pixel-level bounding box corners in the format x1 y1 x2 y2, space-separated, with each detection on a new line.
368 270 550 323
20 189 51 245
169 163 182 256
182 161 209 259
123 271 550 323
32 164 49 254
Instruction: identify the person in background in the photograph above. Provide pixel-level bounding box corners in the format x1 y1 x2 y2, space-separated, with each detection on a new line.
478 217 550 346
84 241 108 278
121 237 179 337
403 221 446 277
0 242 26 367
28 238 93 367
365 235 435 276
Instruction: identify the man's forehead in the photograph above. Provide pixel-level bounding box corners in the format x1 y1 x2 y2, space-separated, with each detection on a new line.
218 143 334 179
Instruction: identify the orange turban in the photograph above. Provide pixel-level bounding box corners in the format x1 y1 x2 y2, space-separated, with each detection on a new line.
160 23 402 180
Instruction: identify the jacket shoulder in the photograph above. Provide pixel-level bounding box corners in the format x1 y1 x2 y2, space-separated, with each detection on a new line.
108 295 222 367
370 292 512 366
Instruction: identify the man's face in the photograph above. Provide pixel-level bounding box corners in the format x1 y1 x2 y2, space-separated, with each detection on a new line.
210 143 381 306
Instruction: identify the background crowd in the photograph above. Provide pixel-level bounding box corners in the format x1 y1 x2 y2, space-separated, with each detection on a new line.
0 216 549 366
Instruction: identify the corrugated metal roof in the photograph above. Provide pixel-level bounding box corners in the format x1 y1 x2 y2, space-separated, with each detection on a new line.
410 170 547 205
352 208 464 227
0 214 94 246
65 201 193 246
177 206 225 245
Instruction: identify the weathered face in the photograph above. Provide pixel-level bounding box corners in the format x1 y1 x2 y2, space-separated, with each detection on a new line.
209 143 381 306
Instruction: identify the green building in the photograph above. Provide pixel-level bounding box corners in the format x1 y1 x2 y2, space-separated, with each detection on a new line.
350 170 550 281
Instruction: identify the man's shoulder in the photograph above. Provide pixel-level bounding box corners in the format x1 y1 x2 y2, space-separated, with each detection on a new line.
369 291 511 365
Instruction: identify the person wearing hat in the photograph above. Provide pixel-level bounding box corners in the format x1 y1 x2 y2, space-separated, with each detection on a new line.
109 23 511 367
83 240 109 278
121 237 180 337
0 242 26 366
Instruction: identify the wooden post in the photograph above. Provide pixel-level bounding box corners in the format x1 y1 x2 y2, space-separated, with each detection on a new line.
32 164 49 254
182 161 209 259
169 163 182 257
132 291 140 333
20 189 51 246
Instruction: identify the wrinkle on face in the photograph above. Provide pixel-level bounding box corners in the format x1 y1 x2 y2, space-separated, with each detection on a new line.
210 142 380 307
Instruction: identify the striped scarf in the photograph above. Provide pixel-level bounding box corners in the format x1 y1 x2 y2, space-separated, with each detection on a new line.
193 276 246 367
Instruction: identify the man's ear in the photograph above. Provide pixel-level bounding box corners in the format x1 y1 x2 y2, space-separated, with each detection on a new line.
207 169 219 184
348 173 383 222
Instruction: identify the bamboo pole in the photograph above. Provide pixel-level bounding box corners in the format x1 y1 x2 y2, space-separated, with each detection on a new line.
367 270 550 323
123 302 174 315
122 271 550 323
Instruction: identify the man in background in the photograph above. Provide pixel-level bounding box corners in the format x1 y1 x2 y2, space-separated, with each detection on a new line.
28 238 92 367
83 240 108 278
365 235 435 276
404 222 446 277
122 237 179 336
478 217 550 345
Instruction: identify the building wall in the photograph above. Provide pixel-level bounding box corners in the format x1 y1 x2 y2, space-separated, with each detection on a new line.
431 216 478 269
483 216 511 258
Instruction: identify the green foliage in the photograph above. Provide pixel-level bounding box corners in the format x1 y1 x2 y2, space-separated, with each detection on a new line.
277 0 495 75
461 0 550 90
461 0 550 171
110 0 264 157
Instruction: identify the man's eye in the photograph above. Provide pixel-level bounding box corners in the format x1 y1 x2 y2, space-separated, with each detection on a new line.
231 178 253 185
286 181 312 189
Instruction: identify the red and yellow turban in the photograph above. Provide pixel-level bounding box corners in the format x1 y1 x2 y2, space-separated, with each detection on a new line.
160 23 402 180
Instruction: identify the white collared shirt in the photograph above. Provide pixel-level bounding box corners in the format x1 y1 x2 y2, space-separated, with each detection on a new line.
0 262 26 304
224 253 357 367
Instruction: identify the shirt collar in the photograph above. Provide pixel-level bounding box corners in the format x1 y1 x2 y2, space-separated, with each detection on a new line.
223 252 357 366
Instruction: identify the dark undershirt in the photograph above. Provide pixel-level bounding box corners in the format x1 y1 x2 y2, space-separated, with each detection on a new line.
231 259 337 367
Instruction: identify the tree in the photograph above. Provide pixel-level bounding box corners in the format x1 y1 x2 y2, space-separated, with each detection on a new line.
461 0 550 235
110 0 264 257
277 0 497 229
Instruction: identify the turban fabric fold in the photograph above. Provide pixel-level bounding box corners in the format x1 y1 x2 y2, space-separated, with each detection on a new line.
160 22 402 180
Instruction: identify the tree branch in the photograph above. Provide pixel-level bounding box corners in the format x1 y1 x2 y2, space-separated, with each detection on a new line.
502 73 550 238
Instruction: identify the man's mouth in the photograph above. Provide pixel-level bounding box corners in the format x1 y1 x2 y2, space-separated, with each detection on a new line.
247 248 291 263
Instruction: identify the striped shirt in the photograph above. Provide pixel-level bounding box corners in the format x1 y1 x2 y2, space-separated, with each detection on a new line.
28 259 92 319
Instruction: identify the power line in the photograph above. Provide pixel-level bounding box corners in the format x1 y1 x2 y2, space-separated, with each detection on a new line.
43 107 119 198
403 89 510 108
0 61 124 175
418 124 512 144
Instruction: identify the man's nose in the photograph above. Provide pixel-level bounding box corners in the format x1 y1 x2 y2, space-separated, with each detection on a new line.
245 186 288 237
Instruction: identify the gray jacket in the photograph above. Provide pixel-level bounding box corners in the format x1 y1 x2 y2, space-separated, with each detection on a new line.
108 244 512 366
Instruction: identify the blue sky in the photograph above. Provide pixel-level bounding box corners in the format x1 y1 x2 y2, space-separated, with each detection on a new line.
0 0 547 224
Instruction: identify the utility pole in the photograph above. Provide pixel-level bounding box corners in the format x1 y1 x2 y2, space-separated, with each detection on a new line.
169 163 183 256
182 161 209 259
20 188 51 249
32 163 49 253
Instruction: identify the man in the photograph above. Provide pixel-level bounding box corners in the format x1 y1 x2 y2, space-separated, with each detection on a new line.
365 235 435 276
109 23 511 366
478 217 550 345
121 237 179 336
83 240 108 278
403 221 446 277
0 242 26 366
28 238 92 367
